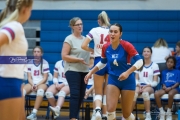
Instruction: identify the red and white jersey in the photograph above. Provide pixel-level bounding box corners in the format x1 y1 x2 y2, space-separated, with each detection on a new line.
135 62 160 85
54 60 68 85
86 27 110 57
0 21 28 79
27 59 50 84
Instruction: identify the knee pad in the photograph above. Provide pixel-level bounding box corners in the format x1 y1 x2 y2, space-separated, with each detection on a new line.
94 95 102 102
107 111 116 120
103 95 106 105
126 113 135 120
142 92 150 101
37 89 44 97
23 89 26 96
58 91 66 97
133 93 138 101
45 91 54 98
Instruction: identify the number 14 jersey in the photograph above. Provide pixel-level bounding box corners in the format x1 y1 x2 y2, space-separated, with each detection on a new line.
86 27 110 57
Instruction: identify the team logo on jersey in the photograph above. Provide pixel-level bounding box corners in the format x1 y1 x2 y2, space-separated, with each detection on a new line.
166 72 174 80
113 59 118 66
112 54 118 58
34 70 39 76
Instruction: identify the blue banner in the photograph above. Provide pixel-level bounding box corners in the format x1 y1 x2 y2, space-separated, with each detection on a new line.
0 56 42 64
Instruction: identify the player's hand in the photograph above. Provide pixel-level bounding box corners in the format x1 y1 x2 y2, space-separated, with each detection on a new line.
84 90 90 99
32 84 37 91
84 73 92 84
118 72 129 81
162 85 166 90
78 58 88 65
141 85 148 92
55 83 64 90
165 87 171 93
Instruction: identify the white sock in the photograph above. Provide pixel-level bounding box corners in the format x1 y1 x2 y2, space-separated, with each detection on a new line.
95 107 101 110
167 108 171 113
102 114 107 117
159 107 164 112
146 112 151 117
56 106 60 111
23 89 26 96
32 109 37 114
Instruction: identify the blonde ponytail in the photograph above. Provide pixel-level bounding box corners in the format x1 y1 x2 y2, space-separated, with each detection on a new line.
0 9 19 27
98 11 110 27
0 0 33 27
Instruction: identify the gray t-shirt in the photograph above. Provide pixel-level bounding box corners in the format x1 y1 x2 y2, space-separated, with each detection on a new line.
64 34 90 73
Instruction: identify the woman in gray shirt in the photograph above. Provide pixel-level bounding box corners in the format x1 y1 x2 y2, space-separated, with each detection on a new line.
61 17 90 120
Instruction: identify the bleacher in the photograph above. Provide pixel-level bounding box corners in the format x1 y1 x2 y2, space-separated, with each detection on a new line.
27 10 180 73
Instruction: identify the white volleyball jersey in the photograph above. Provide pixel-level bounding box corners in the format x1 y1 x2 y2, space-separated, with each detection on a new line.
0 21 28 79
27 59 50 84
135 62 160 85
86 27 110 57
54 60 68 85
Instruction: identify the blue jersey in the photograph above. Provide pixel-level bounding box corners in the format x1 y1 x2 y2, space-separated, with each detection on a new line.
175 55 180 70
101 40 141 77
161 69 180 87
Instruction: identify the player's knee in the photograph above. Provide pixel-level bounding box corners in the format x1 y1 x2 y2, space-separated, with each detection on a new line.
103 95 106 105
58 90 66 97
142 92 150 101
133 93 138 101
125 113 135 120
45 91 54 98
94 94 102 102
23 89 26 96
107 111 116 120
37 89 44 97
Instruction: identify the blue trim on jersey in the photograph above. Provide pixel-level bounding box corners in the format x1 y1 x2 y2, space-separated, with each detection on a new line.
0 77 22 100
86 85 92 89
132 54 142 61
144 62 153 68
33 60 41 67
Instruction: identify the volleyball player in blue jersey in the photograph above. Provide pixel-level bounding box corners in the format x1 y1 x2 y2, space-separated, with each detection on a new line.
85 23 143 120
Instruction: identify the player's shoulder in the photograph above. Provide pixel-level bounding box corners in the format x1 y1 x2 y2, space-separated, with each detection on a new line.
120 40 132 46
2 21 22 30
42 59 49 64
151 62 159 68
102 42 111 49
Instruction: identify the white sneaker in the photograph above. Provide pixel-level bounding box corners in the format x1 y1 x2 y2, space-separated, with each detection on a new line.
27 112 37 120
159 111 165 120
49 106 60 118
91 110 96 120
95 109 102 120
166 112 172 120
145 113 152 120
